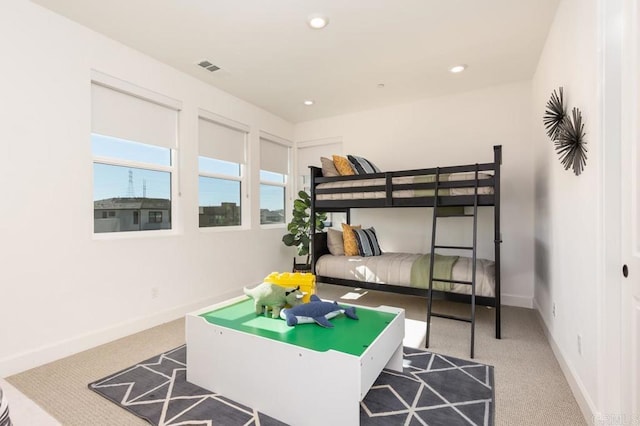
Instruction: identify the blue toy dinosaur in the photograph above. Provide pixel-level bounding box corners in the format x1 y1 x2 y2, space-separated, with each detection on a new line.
280 294 358 328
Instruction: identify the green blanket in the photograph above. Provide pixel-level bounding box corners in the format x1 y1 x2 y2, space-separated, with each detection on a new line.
413 173 449 197
413 174 463 216
410 254 459 291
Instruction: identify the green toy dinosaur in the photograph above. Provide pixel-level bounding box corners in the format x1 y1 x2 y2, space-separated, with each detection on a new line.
243 282 303 318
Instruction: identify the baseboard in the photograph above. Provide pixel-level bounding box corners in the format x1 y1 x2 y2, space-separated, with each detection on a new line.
533 299 596 425
0 289 241 378
501 293 533 308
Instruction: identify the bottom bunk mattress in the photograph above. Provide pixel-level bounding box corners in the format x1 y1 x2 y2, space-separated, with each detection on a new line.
316 252 495 297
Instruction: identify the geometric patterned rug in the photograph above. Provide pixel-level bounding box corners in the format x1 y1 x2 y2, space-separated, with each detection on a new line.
89 345 494 425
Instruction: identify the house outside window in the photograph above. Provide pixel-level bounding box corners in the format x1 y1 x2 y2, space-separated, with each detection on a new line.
91 72 179 234
198 112 248 228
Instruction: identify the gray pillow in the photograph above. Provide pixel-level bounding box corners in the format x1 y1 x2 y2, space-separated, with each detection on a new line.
327 228 345 256
320 157 340 177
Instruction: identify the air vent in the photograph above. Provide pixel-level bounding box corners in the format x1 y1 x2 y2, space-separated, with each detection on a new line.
197 60 220 72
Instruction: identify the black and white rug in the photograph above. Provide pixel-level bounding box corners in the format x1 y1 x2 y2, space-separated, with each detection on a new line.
89 345 494 425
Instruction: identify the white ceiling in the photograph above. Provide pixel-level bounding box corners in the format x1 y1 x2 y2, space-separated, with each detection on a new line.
31 0 560 123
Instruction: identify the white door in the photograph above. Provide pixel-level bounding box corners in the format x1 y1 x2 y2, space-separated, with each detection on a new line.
296 139 342 192
621 0 640 419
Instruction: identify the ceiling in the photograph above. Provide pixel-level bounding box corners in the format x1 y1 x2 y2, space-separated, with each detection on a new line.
31 0 560 123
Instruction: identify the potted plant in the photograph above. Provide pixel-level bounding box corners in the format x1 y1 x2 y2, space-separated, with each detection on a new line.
282 190 327 272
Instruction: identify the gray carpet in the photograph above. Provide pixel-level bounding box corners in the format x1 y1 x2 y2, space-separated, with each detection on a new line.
89 344 494 425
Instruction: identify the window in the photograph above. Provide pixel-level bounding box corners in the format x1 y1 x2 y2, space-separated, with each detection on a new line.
198 113 248 228
148 211 163 223
91 74 179 234
260 136 290 225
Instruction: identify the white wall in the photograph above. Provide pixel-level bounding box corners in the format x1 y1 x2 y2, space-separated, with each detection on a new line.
0 0 295 376
531 0 600 418
295 81 535 308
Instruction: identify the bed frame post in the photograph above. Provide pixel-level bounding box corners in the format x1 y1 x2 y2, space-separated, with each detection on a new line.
309 166 321 275
493 145 502 339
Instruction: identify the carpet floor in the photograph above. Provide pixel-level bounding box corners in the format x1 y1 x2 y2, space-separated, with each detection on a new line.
89 344 494 425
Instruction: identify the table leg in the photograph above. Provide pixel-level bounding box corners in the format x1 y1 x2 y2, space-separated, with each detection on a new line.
385 343 404 372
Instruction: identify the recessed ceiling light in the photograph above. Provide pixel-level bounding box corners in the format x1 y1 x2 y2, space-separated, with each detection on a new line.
308 14 329 29
450 65 467 73
303 100 315 106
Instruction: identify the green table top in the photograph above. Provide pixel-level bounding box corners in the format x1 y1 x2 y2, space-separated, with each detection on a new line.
199 298 398 357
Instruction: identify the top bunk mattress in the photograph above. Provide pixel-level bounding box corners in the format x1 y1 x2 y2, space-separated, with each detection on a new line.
316 172 494 201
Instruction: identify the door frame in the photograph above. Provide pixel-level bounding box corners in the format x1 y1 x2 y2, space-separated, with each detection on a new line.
619 0 640 419
598 0 624 420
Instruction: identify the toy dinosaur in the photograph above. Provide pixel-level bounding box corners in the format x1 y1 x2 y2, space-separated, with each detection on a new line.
280 294 358 327
243 282 303 318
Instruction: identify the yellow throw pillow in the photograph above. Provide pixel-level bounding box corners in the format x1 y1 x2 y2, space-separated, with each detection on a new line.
333 155 355 176
341 223 361 256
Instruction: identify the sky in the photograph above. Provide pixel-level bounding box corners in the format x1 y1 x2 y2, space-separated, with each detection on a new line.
92 134 285 211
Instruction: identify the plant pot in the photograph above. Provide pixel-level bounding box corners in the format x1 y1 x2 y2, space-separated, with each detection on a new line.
292 258 312 273
293 264 312 273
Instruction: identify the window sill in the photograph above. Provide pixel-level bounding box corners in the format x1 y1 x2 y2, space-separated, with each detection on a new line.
92 228 180 240
199 225 249 233
260 223 286 230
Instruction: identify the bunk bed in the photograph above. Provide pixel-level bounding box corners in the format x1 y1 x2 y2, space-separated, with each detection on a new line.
309 145 502 356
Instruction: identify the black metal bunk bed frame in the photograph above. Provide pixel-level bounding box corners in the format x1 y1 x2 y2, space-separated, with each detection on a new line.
309 145 502 342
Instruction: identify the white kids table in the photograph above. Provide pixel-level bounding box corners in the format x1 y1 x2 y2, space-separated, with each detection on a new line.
186 295 405 426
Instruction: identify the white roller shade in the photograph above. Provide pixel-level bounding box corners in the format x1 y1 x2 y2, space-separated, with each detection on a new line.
91 83 177 149
260 138 289 175
199 117 246 164
296 142 342 176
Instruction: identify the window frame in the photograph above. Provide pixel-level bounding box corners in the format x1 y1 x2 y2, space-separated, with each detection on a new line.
91 70 181 239
259 133 292 228
198 162 245 230
197 110 249 231
92 146 178 237
259 172 287 227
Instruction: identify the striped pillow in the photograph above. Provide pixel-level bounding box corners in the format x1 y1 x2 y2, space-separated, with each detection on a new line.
353 227 382 257
347 155 381 174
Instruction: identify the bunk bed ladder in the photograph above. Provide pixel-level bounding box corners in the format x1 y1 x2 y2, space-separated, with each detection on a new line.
426 165 480 358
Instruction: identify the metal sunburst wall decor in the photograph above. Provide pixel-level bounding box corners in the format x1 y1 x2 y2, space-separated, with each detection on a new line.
543 87 566 139
543 87 588 176
555 107 587 176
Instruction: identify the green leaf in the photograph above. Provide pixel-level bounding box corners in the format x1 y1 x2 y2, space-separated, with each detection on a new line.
298 191 310 201
293 199 307 211
282 234 296 246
